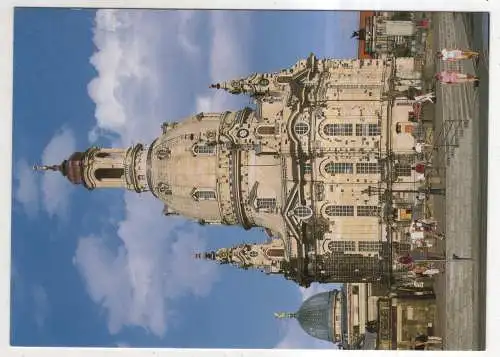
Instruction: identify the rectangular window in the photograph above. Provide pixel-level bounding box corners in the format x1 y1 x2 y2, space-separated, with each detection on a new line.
303 163 312 174
358 241 383 252
325 205 355 217
257 125 276 135
357 206 380 217
395 164 412 177
328 240 356 252
356 162 380 174
194 144 216 155
356 123 381 136
256 198 276 210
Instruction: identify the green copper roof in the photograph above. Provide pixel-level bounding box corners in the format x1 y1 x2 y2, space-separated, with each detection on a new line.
295 291 335 342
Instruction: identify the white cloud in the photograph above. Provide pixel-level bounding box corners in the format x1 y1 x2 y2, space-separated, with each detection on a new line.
79 9 251 336
196 11 253 113
32 285 49 328
40 128 77 219
13 159 40 218
275 283 340 349
74 194 219 336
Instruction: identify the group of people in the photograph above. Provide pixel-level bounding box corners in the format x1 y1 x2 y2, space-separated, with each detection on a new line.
435 48 480 85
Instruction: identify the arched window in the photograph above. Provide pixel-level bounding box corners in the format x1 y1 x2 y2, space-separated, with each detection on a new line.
294 122 310 135
193 144 215 155
156 147 171 160
323 123 353 136
293 205 313 219
325 205 354 217
324 162 354 174
94 168 124 181
256 125 276 135
193 190 217 201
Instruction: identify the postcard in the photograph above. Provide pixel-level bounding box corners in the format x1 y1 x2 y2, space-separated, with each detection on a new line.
2 1 497 356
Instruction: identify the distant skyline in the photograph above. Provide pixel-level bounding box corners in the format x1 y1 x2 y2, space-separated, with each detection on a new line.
11 8 359 348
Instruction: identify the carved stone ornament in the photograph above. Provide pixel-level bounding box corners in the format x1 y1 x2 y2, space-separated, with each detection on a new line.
156 182 172 195
156 147 171 160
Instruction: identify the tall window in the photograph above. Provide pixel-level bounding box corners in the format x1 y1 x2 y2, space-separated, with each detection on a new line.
357 206 380 217
356 123 381 136
324 162 354 174
303 163 312 174
325 205 355 217
94 168 124 181
193 144 215 155
257 125 276 135
193 190 217 201
327 240 356 252
323 123 353 136
256 198 276 210
356 163 380 174
395 164 412 177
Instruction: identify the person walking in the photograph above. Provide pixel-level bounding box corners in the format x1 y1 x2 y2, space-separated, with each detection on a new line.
435 71 479 85
414 92 436 104
413 141 433 153
437 48 480 61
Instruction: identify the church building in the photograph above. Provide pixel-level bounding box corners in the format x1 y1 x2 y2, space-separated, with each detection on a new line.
35 53 421 286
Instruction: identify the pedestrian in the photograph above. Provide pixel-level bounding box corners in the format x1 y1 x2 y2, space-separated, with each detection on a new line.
417 19 430 29
414 92 436 104
422 268 440 277
435 71 479 85
413 141 433 153
436 48 480 61
412 162 428 174
433 232 445 240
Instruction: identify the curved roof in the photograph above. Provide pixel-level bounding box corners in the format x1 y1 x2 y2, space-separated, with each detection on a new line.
60 151 85 185
296 291 336 342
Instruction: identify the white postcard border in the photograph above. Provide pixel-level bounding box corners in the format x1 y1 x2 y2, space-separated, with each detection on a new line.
0 0 498 356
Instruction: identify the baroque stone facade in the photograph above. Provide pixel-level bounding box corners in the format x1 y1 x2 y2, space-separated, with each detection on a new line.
36 53 421 287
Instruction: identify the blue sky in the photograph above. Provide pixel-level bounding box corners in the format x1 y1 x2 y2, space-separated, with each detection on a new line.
11 8 359 349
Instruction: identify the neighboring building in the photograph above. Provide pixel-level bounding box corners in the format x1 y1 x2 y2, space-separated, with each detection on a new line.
377 295 437 350
279 284 437 349
344 282 387 346
34 53 421 286
357 11 417 59
274 288 347 345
